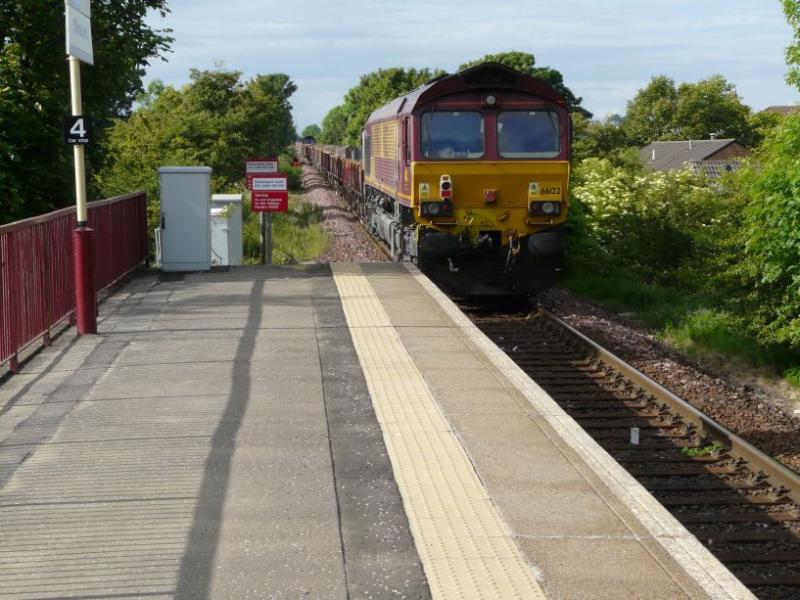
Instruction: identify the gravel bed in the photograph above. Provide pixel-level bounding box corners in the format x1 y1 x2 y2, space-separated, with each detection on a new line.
540 286 800 473
300 164 388 264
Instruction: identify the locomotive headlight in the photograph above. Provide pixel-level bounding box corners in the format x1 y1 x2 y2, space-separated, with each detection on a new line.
486 95 497 106
421 201 454 218
528 201 563 217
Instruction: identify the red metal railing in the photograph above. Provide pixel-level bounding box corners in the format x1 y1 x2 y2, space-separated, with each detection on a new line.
0 191 148 372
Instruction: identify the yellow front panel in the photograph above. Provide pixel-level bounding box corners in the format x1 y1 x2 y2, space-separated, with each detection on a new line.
411 161 570 242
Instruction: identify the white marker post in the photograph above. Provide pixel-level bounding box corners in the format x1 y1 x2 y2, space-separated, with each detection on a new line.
64 0 96 334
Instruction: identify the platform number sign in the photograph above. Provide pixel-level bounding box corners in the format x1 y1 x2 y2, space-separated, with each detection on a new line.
63 115 92 145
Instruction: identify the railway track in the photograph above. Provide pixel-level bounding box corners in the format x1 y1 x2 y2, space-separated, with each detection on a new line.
461 302 800 600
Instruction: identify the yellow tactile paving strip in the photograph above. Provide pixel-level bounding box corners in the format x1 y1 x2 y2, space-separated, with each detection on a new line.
331 264 546 600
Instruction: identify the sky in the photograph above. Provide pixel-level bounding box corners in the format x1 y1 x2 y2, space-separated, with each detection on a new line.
143 0 799 130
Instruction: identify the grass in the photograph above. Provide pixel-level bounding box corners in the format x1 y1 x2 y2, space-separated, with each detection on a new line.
785 367 800 388
242 195 327 265
561 272 689 328
681 441 726 457
562 271 800 389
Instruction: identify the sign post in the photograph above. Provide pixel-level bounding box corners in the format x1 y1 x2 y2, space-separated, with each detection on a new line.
266 213 273 264
246 159 287 265
64 0 96 335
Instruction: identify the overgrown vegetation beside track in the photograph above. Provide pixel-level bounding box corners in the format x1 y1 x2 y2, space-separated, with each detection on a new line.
559 3 800 386
242 196 327 265
565 113 800 384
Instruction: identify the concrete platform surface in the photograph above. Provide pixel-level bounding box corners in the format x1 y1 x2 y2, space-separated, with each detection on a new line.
0 264 753 600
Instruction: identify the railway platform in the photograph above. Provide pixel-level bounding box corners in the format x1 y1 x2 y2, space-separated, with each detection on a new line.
0 264 754 600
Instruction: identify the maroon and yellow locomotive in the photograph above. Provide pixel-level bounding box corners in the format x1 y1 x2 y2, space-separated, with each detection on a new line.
307 63 570 295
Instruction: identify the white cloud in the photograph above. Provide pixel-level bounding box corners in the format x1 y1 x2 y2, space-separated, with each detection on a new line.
145 0 799 128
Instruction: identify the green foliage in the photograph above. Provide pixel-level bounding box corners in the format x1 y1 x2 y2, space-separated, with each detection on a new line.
623 75 753 146
0 1 172 224
784 0 800 90
340 67 442 146
663 310 762 362
675 76 753 143
784 366 800 388
320 105 348 145
681 442 725 457
561 271 690 328
571 158 728 286
279 159 303 192
735 114 800 346
748 110 784 147
459 50 537 75
458 51 587 114
97 69 298 238
571 113 631 164
562 11 800 378
301 124 322 139
622 76 679 145
566 148 800 378
241 197 327 265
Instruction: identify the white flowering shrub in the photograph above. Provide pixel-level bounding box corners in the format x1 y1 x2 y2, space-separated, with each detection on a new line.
570 158 728 286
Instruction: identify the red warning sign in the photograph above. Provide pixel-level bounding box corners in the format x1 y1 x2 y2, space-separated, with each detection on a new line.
251 175 289 213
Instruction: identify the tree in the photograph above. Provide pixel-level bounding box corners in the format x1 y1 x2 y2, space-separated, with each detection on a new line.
97 69 298 234
623 76 680 145
624 75 753 145
301 124 322 139
0 1 172 224
675 76 752 142
320 105 348 145
747 110 784 148
571 113 631 164
340 67 441 146
784 0 800 89
459 51 587 115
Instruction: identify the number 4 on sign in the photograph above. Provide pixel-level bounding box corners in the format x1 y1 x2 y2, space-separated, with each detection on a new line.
63 115 92 145
71 118 86 138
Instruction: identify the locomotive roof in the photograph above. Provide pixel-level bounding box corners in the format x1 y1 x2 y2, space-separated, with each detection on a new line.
365 62 567 124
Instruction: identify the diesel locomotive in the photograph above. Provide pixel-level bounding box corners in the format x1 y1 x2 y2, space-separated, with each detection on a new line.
306 62 570 295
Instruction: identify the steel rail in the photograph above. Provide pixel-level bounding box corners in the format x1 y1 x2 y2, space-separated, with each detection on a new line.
540 308 800 501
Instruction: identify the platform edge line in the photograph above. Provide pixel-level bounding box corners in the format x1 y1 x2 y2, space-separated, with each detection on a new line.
404 262 757 600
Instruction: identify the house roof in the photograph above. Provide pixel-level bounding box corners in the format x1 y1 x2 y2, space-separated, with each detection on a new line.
686 160 742 178
639 139 739 171
762 105 800 115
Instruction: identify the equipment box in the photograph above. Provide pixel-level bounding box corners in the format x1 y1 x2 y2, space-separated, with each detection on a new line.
158 166 212 272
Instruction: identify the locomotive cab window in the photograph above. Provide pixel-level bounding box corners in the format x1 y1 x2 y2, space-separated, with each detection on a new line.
497 111 561 158
421 112 484 160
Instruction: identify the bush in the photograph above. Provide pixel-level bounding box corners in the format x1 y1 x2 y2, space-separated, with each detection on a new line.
736 114 800 347
570 158 733 289
279 159 303 192
242 195 327 264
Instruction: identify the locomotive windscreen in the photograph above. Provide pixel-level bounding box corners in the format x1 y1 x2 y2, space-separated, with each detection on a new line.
497 111 561 158
420 112 485 160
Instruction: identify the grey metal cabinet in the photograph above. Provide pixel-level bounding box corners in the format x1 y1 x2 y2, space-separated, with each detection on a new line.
158 167 212 272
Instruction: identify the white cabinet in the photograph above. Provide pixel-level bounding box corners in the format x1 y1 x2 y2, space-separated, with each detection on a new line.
211 194 243 266
158 167 212 272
